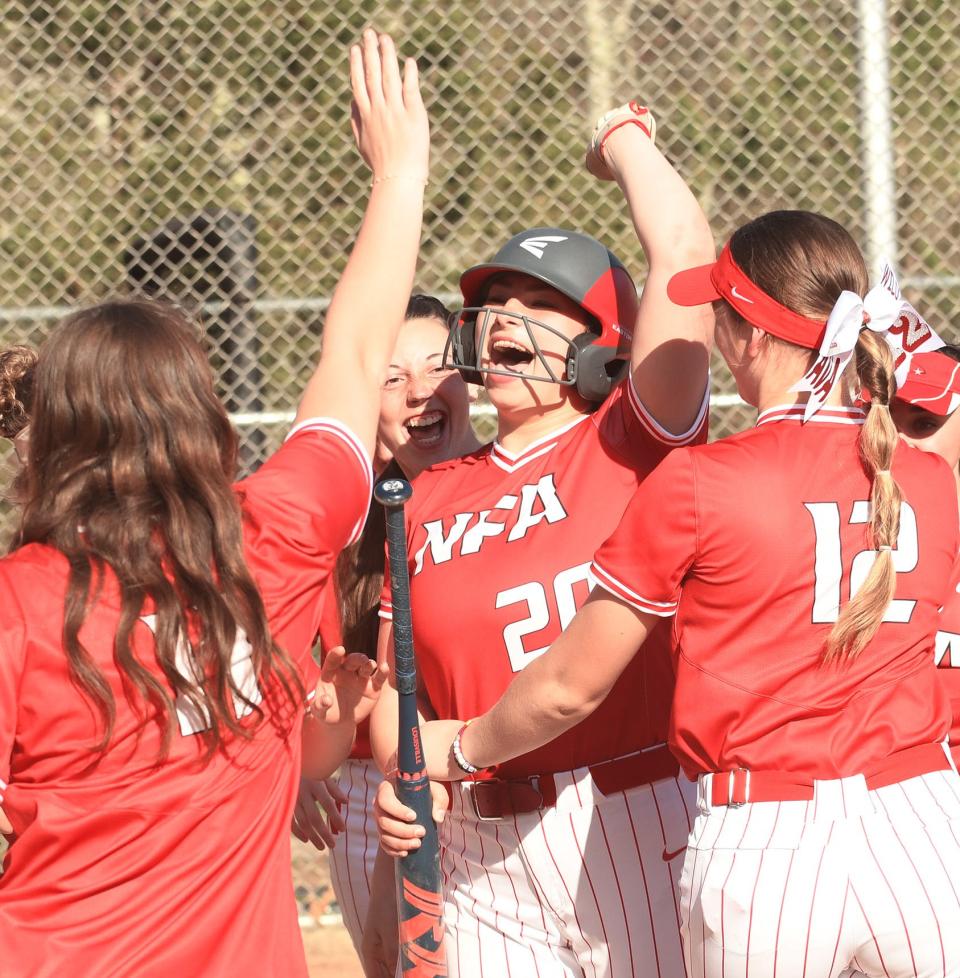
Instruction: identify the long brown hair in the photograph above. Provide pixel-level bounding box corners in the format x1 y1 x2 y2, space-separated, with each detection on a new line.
334 294 454 656
0 345 37 440
20 300 303 757
729 211 902 661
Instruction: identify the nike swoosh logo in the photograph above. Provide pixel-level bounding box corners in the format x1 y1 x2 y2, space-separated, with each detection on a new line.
730 285 754 304
661 845 687 862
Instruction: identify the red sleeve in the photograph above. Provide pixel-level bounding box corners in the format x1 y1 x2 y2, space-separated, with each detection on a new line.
0 581 26 807
238 417 373 562
236 418 372 675
288 584 344 691
594 373 709 467
318 583 344 653
591 447 699 616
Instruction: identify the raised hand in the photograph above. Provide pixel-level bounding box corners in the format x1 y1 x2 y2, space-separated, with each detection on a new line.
585 101 656 181
312 646 388 727
295 29 429 455
350 29 429 183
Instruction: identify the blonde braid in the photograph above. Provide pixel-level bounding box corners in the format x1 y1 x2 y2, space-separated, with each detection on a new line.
824 329 902 662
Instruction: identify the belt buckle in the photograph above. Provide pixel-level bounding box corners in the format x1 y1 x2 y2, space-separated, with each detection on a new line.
727 768 751 808
528 775 543 809
466 776 544 821
464 780 500 822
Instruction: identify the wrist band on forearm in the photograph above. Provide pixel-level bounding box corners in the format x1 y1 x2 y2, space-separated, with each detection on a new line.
452 719 481 775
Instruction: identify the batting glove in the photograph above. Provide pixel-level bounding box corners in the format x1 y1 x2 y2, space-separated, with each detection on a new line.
586 101 657 180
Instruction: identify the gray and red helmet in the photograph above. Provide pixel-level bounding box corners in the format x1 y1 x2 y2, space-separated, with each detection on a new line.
444 227 638 401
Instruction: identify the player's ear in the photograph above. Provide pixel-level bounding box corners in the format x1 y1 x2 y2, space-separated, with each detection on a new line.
745 326 768 360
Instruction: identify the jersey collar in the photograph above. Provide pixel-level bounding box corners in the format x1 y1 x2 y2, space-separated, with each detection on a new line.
756 403 866 427
490 414 590 472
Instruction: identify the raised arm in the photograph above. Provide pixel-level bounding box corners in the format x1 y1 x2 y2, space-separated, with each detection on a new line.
295 30 429 458
301 647 387 779
588 104 715 435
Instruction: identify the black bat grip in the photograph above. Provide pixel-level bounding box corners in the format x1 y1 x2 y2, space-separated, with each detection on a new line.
377 479 419 703
375 477 447 977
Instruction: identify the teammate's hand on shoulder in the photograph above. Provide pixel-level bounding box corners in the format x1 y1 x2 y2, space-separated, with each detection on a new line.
0 804 12 836
349 29 429 183
291 776 347 851
585 101 656 181
373 776 448 858
312 646 388 726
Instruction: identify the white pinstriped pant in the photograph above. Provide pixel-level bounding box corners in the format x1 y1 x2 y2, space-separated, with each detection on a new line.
681 759 960 978
327 758 384 954
439 758 698 978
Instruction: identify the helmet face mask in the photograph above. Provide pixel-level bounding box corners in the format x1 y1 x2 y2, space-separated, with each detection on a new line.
442 306 586 387
446 227 638 402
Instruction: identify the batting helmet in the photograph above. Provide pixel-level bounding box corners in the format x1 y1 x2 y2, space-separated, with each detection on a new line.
444 227 639 401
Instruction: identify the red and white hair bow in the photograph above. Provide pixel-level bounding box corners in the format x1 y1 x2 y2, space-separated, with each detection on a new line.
791 262 943 420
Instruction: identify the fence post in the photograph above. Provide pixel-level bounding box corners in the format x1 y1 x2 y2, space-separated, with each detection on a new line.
584 0 632 118
857 0 898 273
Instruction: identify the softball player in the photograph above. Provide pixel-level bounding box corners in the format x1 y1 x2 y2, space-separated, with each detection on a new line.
891 345 960 767
0 31 428 977
419 210 960 978
294 295 483 958
370 103 714 978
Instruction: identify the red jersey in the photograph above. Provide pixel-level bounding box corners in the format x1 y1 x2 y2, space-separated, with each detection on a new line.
0 418 371 978
380 377 708 778
935 557 960 766
318 585 373 760
593 404 958 781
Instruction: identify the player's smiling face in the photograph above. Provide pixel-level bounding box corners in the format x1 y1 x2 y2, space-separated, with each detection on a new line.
378 316 475 478
476 272 592 416
891 399 960 472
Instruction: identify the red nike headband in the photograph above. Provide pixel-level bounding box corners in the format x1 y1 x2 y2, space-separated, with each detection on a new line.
667 243 828 350
895 351 960 416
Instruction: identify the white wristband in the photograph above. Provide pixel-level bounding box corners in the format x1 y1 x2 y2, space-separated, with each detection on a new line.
452 720 480 775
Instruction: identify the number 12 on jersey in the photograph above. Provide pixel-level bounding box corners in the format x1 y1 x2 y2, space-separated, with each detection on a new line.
805 499 918 623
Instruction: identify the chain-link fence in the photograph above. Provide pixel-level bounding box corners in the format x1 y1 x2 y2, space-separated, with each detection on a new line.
4 3 960 481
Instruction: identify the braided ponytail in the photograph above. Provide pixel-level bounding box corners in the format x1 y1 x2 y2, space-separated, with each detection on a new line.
824 329 903 661
724 212 905 661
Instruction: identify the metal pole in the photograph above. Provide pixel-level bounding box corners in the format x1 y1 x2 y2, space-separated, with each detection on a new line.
583 0 632 120
857 0 898 273
584 0 614 120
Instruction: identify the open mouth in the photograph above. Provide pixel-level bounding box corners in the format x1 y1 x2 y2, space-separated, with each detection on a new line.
404 410 447 448
487 337 535 373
